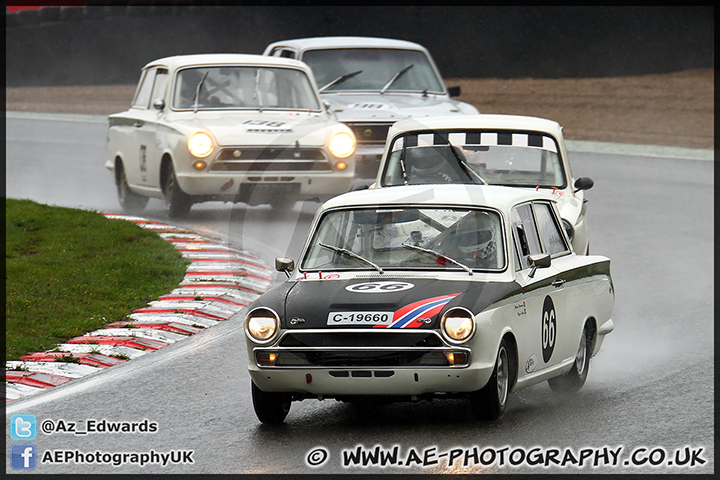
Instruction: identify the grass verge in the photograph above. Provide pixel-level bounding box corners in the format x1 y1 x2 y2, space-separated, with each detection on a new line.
5 199 190 361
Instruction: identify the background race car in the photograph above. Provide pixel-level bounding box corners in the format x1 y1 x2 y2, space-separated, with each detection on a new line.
264 37 479 181
106 54 357 216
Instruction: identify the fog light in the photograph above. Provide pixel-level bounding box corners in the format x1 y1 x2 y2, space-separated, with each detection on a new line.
257 352 277 366
445 351 468 365
193 160 207 170
336 161 348 170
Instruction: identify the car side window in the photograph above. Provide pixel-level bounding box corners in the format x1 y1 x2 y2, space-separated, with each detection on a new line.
150 68 169 105
533 202 570 256
132 68 156 109
510 203 542 270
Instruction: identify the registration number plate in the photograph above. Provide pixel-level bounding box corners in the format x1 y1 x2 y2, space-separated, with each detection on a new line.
327 311 394 326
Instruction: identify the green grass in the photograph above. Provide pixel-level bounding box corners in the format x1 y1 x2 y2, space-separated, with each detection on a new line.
5 199 190 361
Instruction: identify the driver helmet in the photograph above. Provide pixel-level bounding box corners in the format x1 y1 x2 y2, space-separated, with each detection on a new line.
408 146 447 178
455 211 498 265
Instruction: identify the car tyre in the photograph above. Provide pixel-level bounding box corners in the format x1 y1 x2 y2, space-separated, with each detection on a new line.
251 381 291 425
470 339 510 421
116 162 148 213
162 162 192 218
548 323 591 393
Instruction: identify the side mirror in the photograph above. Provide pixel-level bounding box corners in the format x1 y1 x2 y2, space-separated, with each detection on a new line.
447 86 461 97
275 257 295 277
153 98 165 111
528 253 551 278
574 177 594 193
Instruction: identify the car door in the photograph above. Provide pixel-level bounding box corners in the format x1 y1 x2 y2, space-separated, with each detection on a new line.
123 67 168 189
530 201 580 365
511 202 569 375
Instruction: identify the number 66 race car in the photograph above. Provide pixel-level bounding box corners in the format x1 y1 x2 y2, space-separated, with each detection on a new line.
243 184 615 424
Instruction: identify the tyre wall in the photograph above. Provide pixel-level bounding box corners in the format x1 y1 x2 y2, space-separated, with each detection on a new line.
5 5 714 87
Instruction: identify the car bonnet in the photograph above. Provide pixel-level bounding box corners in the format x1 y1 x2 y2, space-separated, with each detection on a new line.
281 275 519 330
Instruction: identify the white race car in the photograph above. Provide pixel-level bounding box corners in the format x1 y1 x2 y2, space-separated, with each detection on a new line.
105 54 356 216
244 184 614 424
263 37 479 181
373 114 595 255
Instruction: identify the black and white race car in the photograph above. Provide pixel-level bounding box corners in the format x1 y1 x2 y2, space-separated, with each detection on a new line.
244 184 614 424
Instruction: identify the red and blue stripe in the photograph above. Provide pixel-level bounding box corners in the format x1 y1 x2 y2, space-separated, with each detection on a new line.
375 293 462 329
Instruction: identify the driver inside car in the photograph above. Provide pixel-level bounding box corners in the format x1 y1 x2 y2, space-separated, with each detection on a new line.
440 211 500 269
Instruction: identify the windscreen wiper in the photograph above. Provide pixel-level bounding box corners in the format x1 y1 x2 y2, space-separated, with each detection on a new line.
401 242 473 276
319 242 384 274
399 139 409 185
319 70 363 93
447 142 488 184
381 64 414 94
193 71 209 113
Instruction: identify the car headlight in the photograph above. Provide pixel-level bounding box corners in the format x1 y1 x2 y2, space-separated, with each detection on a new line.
188 132 213 158
329 132 355 158
441 307 475 343
245 307 280 344
561 219 575 241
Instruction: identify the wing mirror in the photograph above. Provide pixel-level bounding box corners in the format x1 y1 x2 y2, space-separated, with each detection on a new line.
574 177 594 193
447 86 461 97
275 257 295 278
153 98 165 111
528 253 551 278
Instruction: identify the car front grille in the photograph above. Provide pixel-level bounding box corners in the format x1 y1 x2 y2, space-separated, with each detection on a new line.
348 123 392 145
255 330 469 368
212 147 331 172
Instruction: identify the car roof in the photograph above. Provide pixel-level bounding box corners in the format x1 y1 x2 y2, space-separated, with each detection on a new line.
387 114 564 139
142 53 310 71
265 36 429 53
320 184 557 213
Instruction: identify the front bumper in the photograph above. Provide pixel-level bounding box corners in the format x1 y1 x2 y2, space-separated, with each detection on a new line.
249 365 490 397
176 170 354 201
246 329 494 397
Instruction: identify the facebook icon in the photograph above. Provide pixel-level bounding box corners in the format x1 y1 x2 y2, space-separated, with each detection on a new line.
11 444 37 470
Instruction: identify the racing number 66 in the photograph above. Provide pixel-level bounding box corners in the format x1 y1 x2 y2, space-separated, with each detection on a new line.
541 295 556 362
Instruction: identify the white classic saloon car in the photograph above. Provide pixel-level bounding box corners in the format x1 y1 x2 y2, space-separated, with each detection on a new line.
373 114 595 255
105 54 356 216
263 37 479 180
244 184 614 424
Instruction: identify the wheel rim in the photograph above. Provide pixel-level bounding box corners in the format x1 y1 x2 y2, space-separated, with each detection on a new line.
575 334 587 374
496 346 509 407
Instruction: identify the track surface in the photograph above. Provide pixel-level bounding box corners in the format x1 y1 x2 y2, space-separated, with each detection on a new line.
5 115 714 474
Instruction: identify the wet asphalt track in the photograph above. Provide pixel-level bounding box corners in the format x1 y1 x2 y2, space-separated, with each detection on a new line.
5 114 714 474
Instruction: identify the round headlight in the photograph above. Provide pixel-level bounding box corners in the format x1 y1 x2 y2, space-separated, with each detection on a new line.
329 132 355 158
561 219 574 241
245 307 279 344
441 307 475 343
188 132 213 158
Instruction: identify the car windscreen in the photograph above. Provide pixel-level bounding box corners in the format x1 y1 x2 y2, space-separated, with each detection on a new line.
172 66 321 111
301 207 505 272
381 131 567 189
301 48 445 93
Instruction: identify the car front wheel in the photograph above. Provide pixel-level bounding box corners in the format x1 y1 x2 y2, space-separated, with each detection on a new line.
116 162 148 213
548 323 591 393
251 382 291 425
470 339 510 421
162 162 192 218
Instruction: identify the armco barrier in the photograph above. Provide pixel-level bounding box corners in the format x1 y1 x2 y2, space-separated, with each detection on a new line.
4 214 273 402
5 6 714 87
